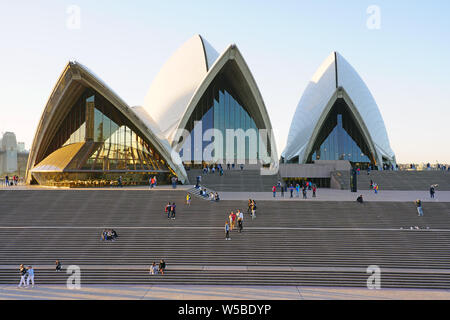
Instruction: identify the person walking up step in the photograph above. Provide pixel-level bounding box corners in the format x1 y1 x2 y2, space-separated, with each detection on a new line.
225 221 231 240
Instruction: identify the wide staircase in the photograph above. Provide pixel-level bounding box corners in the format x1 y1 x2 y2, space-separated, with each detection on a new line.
331 170 450 191
1 189 450 288
186 168 280 192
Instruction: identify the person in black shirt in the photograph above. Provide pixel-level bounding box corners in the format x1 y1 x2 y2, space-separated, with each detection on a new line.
159 259 166 275
171 203 176 220
416 199 423 216
18 264 27 288
56 260 62 272
430 185 436 199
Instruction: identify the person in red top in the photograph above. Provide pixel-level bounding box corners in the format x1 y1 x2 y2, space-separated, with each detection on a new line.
312 185 317 198
272 186 276 198
231 211 236 230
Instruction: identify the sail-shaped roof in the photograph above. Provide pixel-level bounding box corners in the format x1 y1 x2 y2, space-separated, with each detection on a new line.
26 61 188 184
282 52 395 166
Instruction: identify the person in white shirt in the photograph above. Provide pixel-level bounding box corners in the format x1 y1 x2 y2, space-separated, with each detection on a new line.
149 262 158 275
237 210 244 232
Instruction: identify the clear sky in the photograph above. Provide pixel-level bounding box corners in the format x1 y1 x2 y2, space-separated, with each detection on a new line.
0 0 449 164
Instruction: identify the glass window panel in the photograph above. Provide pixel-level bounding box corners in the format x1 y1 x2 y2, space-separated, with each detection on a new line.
94 108 103 142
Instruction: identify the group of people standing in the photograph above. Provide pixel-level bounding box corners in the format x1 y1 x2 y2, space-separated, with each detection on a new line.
247 199 257 219
18 265 34 288
202 164 225 175
224 200 257 239
165 202 176 220
370 180 379 194
4 175 19 186
17 261 63 287
273 182 317 199
225 210 244 240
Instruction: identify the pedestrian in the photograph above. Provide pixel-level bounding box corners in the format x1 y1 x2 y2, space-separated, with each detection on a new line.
296 184 300 197
251 201 256 219
416 199 423 216
26 266 35 288
231 211 236 230
289 184 294 198
312 185 317 198
55 260 62 272
302 187 307 199
159 259 166 275
430 185 436 199
171 176 177 188
272 185 276 198
225 221 231 240
150 262 158 275
18 264 27 288
237 210 243 233
186 193 191 206
281 184 284 197
229 212 234 230
165 202 171 219
171 202 176 220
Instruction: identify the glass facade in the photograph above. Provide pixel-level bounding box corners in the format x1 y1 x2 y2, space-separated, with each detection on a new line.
179 75 265 165
308 98 375 168
32 88 175 187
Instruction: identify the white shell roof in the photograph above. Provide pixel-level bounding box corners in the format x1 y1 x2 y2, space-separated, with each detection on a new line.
142 34 219 141
282 52 395 164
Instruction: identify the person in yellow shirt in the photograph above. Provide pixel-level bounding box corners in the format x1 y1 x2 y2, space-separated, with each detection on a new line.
186 193 191 206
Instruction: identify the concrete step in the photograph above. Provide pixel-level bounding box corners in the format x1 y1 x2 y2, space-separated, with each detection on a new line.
332 170 450 191
1 189 450 289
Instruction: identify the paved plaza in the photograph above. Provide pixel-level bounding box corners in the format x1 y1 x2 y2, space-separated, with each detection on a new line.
1 284 450 300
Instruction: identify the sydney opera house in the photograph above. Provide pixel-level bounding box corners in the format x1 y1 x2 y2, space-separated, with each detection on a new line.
281 52 396 169
25 35 395 187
